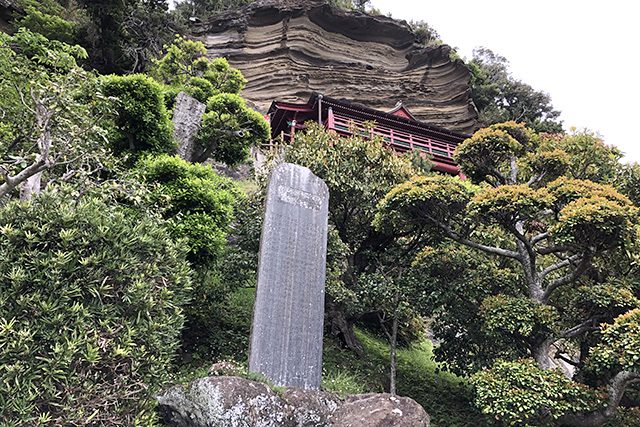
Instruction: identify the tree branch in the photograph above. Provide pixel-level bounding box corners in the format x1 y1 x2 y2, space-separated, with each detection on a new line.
487 165 507 186
0 157 48 199
539 253 582 281
508 155 518 185
542 254 591 303
526 170 546 187
509 221 535 260
530 231 549 246
443 225 521 260
417 209 520 258
558 318 600 340
555 371 640 426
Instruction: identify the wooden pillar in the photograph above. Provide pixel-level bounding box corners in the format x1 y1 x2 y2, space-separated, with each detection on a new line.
327 108 336 134
290 120 297 143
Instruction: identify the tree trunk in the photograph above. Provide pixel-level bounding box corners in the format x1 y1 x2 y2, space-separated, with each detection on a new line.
20 171 42 202
389 314 398 395
532 339 554 370
325 299 363 355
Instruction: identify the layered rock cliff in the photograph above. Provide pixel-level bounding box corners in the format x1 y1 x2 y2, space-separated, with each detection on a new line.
192 0 478 134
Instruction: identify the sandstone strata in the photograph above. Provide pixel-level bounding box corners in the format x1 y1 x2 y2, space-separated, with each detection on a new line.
156 376 430 427
192 0 478 134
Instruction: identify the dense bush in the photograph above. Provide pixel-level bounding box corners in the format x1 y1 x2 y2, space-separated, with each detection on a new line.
180 192 264 358
0 190 191 425
101 74 176 157
137 154 241 269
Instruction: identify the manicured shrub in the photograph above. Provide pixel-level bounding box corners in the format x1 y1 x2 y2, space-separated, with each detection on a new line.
0 190 191 425
137 154 241 268
102 73 176 157
136 155 245 360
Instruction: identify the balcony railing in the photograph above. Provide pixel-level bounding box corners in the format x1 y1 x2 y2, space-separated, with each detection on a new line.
329 113 457 161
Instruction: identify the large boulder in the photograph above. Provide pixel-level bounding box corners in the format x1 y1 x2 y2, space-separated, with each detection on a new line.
156 376 430 427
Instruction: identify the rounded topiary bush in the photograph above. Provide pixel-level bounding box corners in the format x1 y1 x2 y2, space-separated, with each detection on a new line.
137 154 241 269
101 73 176 157
0 191 191 426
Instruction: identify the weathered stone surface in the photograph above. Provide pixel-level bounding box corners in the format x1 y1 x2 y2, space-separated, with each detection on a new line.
249 163 329 390
192 0 478 134
334 393 431 427
173 91 206 162
156 376 430 427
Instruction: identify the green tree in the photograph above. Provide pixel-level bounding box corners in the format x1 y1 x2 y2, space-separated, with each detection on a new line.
152 35 245 98
152 35 245 108
410 244 523 375
13 0 79 45
0 189 191 425
119 0 178 73
151 35 268 165
195 93 269 164
410 20 441 47
0 29 111 202
278 123 416 358
374 121 640 425
75 0 175 73
613 162 640 207
136 154 240 269
540 128 622 183
136 154 243 356
75 0 134 73
179 191 264 359
356 256 431 394
469 47 563 133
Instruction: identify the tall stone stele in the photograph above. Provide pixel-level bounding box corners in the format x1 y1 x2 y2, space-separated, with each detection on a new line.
172 91 206 162
249 163 329 390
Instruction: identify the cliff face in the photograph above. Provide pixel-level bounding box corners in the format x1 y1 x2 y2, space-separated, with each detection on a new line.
192 0 478 134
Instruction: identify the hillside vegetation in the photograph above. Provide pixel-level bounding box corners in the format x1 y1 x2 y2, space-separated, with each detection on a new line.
1 1 639 426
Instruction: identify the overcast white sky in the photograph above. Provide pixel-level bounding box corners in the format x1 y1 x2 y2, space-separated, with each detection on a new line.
370 0 640 164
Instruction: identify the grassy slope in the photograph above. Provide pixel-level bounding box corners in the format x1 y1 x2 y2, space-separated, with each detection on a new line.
322 328 489 426
170 284 487 425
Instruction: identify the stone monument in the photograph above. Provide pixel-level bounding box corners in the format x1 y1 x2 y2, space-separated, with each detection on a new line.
172 91 206 162
249 163 329 390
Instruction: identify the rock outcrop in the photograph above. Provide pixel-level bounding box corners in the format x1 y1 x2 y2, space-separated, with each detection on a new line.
173 91 207 162
192 0 478 134
156 376 430 427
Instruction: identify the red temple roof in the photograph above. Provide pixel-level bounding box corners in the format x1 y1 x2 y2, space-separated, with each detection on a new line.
387 102 417 121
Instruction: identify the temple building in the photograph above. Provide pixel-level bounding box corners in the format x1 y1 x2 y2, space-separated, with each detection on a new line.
267 93 469 177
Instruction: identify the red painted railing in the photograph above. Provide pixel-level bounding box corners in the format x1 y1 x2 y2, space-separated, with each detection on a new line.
328 113 457 160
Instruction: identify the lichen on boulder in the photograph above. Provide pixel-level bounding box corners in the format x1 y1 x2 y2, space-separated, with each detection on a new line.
156 376 430 426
